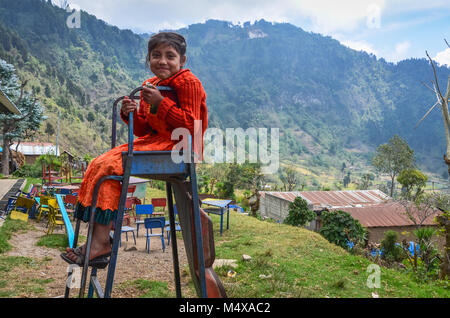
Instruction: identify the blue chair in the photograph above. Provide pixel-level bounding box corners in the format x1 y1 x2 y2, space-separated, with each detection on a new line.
144 217 165 253
120 226 136 246
135 204 154 237
166 205 181 245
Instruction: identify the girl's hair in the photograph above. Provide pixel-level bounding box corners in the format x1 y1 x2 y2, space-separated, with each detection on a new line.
146 32 187 67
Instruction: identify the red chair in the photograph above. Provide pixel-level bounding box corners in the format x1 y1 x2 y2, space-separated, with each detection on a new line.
151 198 167 214
64 194 78 214
127 185 136 197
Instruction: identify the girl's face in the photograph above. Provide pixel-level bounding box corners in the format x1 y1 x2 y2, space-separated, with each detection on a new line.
149 43 186 80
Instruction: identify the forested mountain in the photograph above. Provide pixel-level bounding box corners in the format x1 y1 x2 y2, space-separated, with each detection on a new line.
0 0 449 184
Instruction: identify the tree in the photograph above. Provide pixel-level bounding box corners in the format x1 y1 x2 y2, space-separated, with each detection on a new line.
45 122 55 141
87 111 95 127
0 59 44 175
280 166 300 191
397 168 428 201
284 197 316 227
319 210 367 249
372 134 415 197
417 42 450 177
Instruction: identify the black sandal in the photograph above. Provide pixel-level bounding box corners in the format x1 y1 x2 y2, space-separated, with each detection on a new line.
60 251 111 269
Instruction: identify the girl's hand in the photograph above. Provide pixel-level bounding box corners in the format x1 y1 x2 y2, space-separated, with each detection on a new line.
121 96 137 116
142 85 164 108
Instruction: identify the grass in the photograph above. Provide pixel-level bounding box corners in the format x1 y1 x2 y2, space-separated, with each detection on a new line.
0 255 54 297
0 217 34 254
36 234 69 251
117 279 174 298
207 210 450 298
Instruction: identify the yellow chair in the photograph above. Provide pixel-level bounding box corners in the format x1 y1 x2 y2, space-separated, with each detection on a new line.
10 197 35 222
37 196 51 222
47 199 65 235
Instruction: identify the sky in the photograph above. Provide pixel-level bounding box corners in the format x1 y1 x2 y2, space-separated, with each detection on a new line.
56 0 450 66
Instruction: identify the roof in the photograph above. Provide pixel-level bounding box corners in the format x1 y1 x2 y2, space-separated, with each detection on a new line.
260 190 389 210
0 88 21 115
336 202 440 227
11 142 59 156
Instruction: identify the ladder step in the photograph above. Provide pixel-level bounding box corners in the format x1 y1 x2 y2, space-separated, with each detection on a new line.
91 276 104 298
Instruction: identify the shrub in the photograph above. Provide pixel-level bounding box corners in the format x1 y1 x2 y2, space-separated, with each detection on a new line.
284 197 316 227
381 230 404 263
319 210 367 249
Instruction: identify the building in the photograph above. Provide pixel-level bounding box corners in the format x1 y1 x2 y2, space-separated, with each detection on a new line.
10 142 59 165
259 190 441 244
0 88 21 115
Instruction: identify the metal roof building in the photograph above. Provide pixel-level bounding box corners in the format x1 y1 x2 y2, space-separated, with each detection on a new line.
0 88 21 115
258 190 441 243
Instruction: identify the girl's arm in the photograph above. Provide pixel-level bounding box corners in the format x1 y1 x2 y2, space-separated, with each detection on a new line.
155 79 206 135
120 101 154 137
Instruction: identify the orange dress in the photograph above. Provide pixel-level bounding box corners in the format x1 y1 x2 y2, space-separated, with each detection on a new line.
74 69 208 224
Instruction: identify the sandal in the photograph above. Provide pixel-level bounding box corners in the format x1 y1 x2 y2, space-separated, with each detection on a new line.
60 251 111 269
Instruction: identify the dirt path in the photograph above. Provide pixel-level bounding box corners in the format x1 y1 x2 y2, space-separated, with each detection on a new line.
5 219 196 298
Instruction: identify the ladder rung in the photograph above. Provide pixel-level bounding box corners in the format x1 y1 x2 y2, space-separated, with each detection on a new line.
91 276 104 298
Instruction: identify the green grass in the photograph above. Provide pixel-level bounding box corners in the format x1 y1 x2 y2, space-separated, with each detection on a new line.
36 234 69 251
0 217 34 254
117 279 174 298
0 255 54 297
207 211 450 298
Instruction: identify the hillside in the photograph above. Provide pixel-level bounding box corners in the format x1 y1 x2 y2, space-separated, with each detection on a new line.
1 0 449 185
1 206 448 298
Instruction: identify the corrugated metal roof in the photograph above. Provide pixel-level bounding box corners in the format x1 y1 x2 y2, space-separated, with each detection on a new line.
335 202 440 227
260 190 389 209
0 88 21 115
11 142 59 156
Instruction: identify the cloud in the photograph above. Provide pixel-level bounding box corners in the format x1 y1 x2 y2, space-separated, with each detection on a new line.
434 48 450 67
341 40 379 56
63 0 390 34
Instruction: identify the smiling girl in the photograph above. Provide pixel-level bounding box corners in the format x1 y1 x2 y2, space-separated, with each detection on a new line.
61 32 208 267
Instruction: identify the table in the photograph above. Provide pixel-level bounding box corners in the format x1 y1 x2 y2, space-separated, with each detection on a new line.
201 199 232 235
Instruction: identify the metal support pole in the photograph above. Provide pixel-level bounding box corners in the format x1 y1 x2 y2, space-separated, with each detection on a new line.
166 182 182 298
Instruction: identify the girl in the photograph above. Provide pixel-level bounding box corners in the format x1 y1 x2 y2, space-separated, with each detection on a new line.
61 32 208 265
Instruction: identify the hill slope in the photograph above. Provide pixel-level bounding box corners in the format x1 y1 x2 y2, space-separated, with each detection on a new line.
0 0 449 183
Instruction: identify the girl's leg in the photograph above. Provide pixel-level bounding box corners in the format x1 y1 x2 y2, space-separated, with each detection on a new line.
65 221 113 261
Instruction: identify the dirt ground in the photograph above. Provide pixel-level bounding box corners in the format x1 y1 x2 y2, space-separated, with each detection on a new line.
4 218 197 298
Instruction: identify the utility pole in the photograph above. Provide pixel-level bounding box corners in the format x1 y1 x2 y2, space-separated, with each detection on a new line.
56 109 60 156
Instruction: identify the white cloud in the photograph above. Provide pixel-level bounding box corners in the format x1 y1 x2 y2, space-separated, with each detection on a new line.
434 48 450 67
341 40 379 56
63 0 389 34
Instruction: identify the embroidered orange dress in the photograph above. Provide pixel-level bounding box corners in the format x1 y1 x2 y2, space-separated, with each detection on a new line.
74 69 208 224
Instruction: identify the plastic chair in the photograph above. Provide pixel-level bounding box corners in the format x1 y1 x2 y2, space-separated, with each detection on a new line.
165 205 181 245
37 196 52 222
120 226 136 246
64 194 78 210
135 204 154 237
152 198 167 212
9 197 35 222
144 217 165 253
47 198 65 234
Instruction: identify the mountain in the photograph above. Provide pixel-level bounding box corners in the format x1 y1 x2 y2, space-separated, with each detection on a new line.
0 0 449 186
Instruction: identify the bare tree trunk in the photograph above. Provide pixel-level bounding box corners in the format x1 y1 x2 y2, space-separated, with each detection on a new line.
442 77 450 174
2 128 10 176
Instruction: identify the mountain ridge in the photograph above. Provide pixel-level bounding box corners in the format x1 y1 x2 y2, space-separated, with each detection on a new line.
0 0 449 186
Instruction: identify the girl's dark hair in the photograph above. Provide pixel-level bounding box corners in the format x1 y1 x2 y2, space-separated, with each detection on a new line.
146 32 187 67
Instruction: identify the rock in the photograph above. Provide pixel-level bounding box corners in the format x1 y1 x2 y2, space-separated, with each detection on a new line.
242 254 252 261
124 246 137 252
213 259 238 269
258 274 272 279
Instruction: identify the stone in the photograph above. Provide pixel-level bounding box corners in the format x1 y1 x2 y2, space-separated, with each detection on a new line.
213 259 238 269
242 254 252 261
